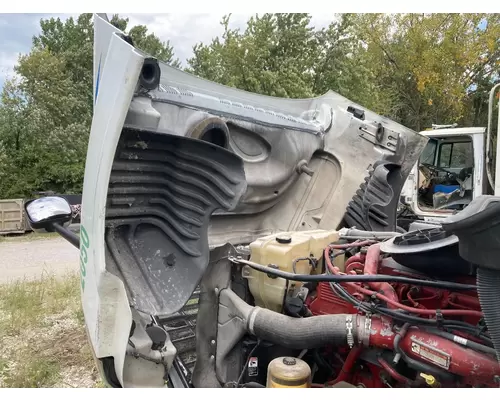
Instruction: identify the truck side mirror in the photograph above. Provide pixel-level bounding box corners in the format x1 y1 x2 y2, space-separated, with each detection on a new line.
24 196 73 231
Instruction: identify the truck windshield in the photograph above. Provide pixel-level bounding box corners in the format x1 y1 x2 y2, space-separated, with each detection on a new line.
420 139 437 165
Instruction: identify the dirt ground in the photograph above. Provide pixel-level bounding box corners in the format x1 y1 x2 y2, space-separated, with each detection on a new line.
0 234 79 284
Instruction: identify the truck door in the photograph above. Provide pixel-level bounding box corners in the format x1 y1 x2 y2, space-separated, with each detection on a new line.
417 136 474 211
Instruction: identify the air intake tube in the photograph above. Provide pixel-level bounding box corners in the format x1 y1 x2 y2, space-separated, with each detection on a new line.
441 195 500 363
477 268 500 362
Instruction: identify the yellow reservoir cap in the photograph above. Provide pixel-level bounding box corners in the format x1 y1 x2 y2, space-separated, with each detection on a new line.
266 357 311 388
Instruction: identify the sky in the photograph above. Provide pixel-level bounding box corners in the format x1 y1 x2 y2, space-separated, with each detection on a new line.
0 13 334 90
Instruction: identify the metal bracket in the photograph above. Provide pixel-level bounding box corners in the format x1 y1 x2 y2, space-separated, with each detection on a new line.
359 122 399 153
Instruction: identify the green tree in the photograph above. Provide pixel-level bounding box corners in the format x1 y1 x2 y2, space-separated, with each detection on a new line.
350 13 500 130
188 13 318 98
0 13 179 198
187 13 379 108
110 14 180 67
310 14 382 110
2 12 499 199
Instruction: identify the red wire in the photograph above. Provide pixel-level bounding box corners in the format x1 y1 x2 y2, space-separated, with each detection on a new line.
324 246 484 318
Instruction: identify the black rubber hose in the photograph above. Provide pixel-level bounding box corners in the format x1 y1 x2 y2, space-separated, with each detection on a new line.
252 308 353 349
477 268 500 362
340 228 401 239
233 258 477 290
424 328 496 356
328 276 485 333
442 325 493 347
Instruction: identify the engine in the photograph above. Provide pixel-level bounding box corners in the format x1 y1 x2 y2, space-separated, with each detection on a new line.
232 227 500 388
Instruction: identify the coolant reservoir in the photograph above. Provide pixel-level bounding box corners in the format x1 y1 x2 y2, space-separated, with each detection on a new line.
266 357 311 388
244 230 340 312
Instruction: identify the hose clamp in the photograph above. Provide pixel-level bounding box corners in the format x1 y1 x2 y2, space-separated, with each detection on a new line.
247 307 261 335
361 316 371 347
346 315 354 348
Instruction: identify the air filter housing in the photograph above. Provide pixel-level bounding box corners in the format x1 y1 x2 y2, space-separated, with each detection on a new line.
380 227 474 277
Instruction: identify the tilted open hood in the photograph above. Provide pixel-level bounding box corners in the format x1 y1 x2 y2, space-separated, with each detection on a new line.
79 14 428 388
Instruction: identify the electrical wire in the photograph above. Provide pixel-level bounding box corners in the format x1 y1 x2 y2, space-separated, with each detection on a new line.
441 325 493 347
423 328 496 356
324 247 482 318
325 263 479 327
235 339 262 387
292 257 317 274
324 257 493 346
280 279 289 315
231 257 477 291
327 240 376 249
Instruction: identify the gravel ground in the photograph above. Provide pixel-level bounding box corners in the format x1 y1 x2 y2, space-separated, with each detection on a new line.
0 236 79 284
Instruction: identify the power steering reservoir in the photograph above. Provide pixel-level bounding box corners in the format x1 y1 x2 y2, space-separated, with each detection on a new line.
266 357 311 388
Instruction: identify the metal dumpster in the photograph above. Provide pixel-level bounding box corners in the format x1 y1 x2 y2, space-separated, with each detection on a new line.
0 199 29 235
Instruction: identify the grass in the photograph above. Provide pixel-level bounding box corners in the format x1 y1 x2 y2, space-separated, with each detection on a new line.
0 273 100 388
3 357 61 388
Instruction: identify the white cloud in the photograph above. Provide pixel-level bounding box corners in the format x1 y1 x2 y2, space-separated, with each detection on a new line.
0 51 19 81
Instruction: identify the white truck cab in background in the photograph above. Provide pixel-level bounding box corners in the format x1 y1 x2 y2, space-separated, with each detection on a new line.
399 84 500 227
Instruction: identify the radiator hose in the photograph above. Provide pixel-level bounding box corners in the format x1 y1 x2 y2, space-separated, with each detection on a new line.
477 268 500 362
250 308 365 349
221 288 368 350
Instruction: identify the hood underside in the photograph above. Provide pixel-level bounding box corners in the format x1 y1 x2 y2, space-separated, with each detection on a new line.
102 58 428 317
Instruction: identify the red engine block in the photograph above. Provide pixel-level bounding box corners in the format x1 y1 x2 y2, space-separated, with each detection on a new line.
306 255 499 388
309 259 481 326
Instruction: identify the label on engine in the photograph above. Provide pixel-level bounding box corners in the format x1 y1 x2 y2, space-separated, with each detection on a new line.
248 357 258 377
410 339 450 370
